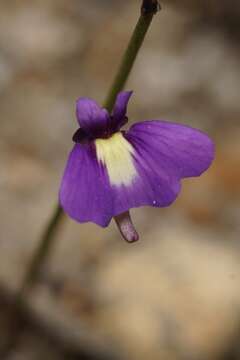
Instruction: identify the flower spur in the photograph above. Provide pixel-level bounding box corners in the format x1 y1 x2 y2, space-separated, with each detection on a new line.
59 91 214 243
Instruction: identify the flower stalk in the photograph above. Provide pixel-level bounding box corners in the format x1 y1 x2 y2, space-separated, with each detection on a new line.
19 0 161 298
104 0 160 111
19 205 64 296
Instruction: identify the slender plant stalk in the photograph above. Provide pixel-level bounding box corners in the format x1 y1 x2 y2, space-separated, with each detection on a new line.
18 0 160 299
18 205 64 297
104 1 159 111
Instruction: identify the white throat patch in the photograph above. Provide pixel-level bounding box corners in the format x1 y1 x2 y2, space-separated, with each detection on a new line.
95 132 138 186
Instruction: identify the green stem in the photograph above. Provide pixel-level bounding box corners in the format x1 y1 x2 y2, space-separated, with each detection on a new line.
19 205 64 296
104 8 157 111
19 1 160 298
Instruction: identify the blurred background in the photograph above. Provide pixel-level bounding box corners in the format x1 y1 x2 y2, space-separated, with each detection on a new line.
0 0 240 359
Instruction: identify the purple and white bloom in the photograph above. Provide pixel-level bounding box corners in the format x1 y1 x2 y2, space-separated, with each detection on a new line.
59 91 214 243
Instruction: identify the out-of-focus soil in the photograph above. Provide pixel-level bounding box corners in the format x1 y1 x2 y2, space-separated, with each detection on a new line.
0 1 240 359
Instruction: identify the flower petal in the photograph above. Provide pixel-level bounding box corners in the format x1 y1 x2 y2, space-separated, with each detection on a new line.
111 91 133 131
95 131 181 214
127 120 215 178
109 138 181 212
76 98 110 137
59 143 113 227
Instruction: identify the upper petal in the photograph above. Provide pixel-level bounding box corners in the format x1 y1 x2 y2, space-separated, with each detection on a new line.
76 98 110 137
111 91 133 131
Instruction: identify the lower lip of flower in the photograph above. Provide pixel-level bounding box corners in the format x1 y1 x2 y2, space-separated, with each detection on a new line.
95 132 138 187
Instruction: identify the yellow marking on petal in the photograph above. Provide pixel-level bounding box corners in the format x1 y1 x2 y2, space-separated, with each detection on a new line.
95 132 137 186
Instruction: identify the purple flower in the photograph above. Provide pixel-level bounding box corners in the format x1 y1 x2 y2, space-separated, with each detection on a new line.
59 91 214 243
